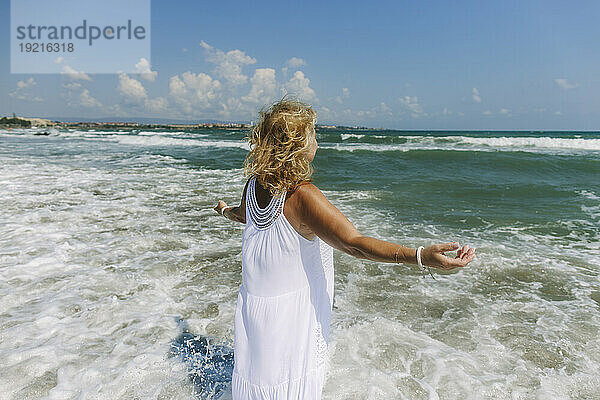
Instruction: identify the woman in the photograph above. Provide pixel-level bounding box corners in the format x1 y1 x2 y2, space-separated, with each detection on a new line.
214 99 476 399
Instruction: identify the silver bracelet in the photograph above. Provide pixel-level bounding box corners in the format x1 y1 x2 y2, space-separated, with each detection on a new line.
416 246 436 280
416 246 424 268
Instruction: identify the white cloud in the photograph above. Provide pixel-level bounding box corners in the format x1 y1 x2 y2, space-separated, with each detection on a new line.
54 56 64 64
61 65 91 81
284 71 317 102
16 77 36 89
554 78 579 90
61 80 102 109
442 107 452 115
134 58 158 82
169 71 221 114
115 73 170 114
282 57 307 76
242 68 278 104
499 108 510 115
472 87 482 103
10 77 44 102
317 105 335 120
482 110 492 115
199 41 213 51
10 93 44 103
118 73 147 104
398 96 425 118
146 97 169 113
554 110 563 115
354 102 393 119
216 97 246 119
104 104 124 116
200 40 256 85
380 102 391 113
335 87 350 104
62 82 82 90
79 89 102 108
286 57 307 69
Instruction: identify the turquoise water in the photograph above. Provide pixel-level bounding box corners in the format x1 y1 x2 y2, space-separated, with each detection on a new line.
1 127 599 399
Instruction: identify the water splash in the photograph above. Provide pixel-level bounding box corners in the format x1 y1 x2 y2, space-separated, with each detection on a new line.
169 317 234 400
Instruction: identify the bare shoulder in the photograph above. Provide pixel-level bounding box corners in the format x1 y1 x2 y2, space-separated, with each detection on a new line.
291 181 361 251
289 181 327 213
292 181 342 220
293 181 327 204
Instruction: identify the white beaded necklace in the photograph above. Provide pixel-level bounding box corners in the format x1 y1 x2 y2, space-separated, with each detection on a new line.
247 176 287 229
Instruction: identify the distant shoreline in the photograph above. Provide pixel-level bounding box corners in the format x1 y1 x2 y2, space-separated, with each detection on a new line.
2 116 597 133
0 116 373 131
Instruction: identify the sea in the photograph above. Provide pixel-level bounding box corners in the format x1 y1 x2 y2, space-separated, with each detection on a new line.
1 126 599 399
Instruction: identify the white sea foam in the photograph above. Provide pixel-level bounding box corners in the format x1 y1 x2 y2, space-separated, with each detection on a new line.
577 190 600 223
340 133 365 140
87 134 250 149
3 128 599 154
323 210 600 399
0 153 245 398
457 135 600 151
324 135 600 154
0 127 44 136
138 130 188 136
340 133 390 140
1 131 599 399
579 189 600 201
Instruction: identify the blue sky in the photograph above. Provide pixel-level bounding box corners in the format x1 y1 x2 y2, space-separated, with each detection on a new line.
1 0 599 130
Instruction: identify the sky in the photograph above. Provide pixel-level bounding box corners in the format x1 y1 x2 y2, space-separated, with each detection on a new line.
1 0 599 130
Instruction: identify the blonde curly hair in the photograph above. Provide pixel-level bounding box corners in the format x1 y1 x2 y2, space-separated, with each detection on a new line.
243 98 317 196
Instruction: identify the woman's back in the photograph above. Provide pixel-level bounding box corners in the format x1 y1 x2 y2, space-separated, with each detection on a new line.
241 176 330 296
232 175 334 399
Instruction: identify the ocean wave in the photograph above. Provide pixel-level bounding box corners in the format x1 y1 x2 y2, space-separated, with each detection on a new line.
340 133 398 141
56 130 131 137
3 128 600 154
578 190 600 221
137 131 189 136
2 145 599 398
578 190 600 201
457 136 600 151
85 134 250 149
323 135 600 154
341 133 365 140
0 127 50 136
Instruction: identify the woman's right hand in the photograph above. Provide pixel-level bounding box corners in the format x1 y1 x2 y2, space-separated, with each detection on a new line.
214 200 228 215
420 242 475 270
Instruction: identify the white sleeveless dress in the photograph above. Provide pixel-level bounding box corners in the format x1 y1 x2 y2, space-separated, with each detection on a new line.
232 176 335 399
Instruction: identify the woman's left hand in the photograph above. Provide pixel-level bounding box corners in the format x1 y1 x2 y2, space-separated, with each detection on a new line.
421 242 476 270
214 200 228 215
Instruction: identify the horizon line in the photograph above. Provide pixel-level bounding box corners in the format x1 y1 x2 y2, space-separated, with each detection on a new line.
2 114 599 132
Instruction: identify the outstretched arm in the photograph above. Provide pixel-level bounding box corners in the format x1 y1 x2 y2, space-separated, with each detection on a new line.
213 179 250 224
295 183 475 270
